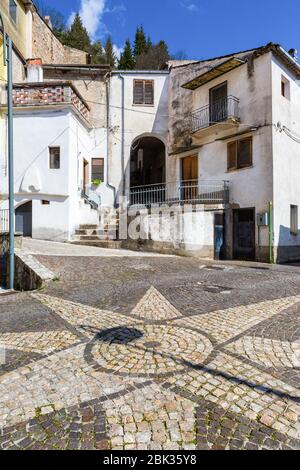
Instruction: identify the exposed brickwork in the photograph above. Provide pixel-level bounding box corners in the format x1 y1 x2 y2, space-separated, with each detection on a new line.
12 84 90 122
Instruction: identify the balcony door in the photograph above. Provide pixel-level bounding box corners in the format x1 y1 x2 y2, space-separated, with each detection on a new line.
181 156 198 201
209 82 227 125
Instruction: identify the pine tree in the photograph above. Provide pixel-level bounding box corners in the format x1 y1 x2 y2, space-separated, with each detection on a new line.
90 40 105 64
146 36 153 52
118 39 135 70
66 13 91 53
104 36 117 68
134 26 147 58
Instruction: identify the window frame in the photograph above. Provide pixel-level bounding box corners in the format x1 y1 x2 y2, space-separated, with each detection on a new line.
9 0 18 24
133 79 154 106
290 205 298 236
91 158 104 183
227 137 253 172
49 146 61 170
281 75 290 100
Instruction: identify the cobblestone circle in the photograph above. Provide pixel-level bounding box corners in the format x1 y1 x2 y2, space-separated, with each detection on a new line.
0 254 300 450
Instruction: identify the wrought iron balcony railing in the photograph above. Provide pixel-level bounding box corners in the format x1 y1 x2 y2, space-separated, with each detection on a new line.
0 209 9 233
129 180 229 207
190 95 240 133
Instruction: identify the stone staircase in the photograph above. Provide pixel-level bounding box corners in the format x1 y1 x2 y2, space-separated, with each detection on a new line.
71 210 122 249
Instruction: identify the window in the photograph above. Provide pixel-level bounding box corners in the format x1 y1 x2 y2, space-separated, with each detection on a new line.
41 200 50 205
290 205 298 236
49 147 60 169
133 80 154 105
227 137 253 171
91 158 104 182
281 75 290 99
9 0 17 23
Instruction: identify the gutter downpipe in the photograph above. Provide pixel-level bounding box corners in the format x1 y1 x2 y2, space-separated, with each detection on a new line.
105 72 116 206
0 14 15 290
269 201 274 264
119 74 126 198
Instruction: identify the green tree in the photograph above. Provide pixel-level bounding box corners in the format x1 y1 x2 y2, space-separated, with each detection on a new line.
118 39 135 70
66 13 91 52
90 40 106 64
136 40 170 70
104 36 117 68
134 26 148 58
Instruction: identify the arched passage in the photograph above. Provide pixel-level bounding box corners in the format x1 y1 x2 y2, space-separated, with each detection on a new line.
15 201 32 237
130 136 166 188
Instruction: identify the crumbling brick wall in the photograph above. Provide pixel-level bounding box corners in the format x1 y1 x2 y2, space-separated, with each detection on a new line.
32 11 88 65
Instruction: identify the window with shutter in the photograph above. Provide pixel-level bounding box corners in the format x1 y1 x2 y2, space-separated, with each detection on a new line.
133 80 154 105
92 158 104 182
227 142 237 171
238 138 252 168
227 137 252 171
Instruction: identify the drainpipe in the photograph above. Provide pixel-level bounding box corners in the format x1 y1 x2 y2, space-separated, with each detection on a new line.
269 201 274 264
105 73 116 205
119 74 126 198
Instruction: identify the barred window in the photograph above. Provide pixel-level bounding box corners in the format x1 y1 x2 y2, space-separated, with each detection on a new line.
133 80 154 105
49 147 60 169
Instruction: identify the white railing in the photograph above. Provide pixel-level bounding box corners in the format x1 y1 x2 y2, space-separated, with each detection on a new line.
0 209 9 232
129 180 230 207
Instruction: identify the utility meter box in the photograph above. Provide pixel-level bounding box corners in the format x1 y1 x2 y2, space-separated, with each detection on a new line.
257 212 269 227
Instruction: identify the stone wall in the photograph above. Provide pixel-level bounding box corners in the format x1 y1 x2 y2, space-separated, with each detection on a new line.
32 11 88 65
11 251 55 291
0 233 22 286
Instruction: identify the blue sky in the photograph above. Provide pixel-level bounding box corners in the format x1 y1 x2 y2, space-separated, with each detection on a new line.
49 0 299 60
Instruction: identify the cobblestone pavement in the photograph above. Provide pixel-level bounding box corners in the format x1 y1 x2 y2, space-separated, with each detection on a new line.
0 254 300 450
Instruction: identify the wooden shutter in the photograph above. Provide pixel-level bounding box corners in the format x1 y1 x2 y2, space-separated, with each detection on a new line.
133 80 144 104
92 158 104 181
227 142 237 171
144 81 154 105
238 138 252 168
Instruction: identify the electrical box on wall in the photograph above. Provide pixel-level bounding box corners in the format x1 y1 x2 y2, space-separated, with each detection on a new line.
257 212 269 227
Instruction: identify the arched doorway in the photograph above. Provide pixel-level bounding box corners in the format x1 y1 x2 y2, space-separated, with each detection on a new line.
130 136 166 188
15 201 32 237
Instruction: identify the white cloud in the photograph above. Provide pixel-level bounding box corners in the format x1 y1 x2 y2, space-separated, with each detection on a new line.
180 1 199 12
68 0 106 40
113 44 124 60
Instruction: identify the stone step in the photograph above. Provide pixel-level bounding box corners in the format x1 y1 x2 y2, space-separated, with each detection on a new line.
79 224 99 230
71 240 123 249
76 235 118 241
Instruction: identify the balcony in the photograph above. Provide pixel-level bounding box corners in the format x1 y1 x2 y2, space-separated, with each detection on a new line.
10 82 90 124
0 209 9 233
129 180 229 208
189 95 240 135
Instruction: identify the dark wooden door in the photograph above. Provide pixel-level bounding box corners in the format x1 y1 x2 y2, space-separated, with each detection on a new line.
15 201 32 237
181 156 198 201
233 208 255 260
210 82 228 124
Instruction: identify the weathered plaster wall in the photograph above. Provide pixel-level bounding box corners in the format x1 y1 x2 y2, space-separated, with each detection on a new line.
272 56 300 262
108 72 169 206
168 53 274 260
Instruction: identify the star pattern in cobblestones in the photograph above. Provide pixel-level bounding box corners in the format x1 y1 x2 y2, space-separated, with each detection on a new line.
0 286 300 450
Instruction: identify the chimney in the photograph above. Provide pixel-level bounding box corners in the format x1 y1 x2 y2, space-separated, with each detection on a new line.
288 48 298 60
44 16 53 30
26 58 43 83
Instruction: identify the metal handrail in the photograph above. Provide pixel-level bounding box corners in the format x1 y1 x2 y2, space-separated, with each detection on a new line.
129 180 230 207
190 95 240 133
0 209 9 232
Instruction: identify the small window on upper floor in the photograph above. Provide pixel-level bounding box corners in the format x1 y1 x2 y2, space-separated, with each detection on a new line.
9 0 17 24
133 80 154 105
49 147 60 169
290 205 298 236
281 75 290 99
227 137 253 171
